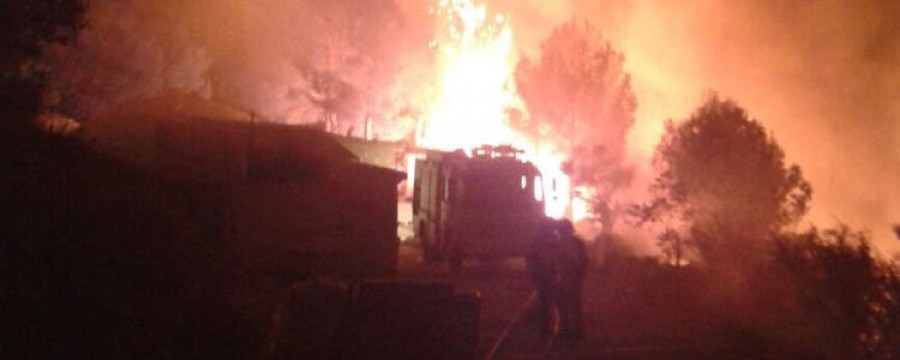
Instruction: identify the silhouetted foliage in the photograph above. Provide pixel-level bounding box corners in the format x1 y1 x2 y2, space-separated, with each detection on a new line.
295 62 361 131
757 226 900 359
41 0 212 120
2 3 261 358
514 19 636 234
40 0 409 128
0 0 86 66
285 0 406 129
656 227 694 266
561 144 634 236
871 259 900 359
635 94 811 268
1 0 86 136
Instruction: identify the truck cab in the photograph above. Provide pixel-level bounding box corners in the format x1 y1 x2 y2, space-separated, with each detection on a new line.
413 145 548 267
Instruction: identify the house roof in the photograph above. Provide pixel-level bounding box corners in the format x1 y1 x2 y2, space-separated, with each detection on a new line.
84 94 362 183
94 91 254 123
331 135 403 170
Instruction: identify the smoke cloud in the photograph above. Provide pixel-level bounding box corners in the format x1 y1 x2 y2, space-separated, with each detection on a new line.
46 0 426 138
47 0 899 253
479 0 899 253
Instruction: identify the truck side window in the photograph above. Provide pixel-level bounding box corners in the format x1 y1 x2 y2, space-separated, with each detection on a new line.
534 175 543 202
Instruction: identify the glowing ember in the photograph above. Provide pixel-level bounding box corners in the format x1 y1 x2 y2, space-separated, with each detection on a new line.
418 0 572 219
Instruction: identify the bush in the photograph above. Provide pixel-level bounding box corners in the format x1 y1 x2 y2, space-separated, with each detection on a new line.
761 226 900 359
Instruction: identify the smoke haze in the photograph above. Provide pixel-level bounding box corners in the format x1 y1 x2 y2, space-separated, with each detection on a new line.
477 0 899 254
48 0 899 253
47 0 420 137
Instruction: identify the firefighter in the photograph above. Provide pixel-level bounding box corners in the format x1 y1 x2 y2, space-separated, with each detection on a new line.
526 218 560 335
555 219 588 340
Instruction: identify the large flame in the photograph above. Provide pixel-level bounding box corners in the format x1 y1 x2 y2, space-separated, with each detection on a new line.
421 0 518 150
418 0 572 219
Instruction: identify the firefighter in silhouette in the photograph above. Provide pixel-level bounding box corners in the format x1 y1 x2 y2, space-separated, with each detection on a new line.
555 219 588 340
526 218 560 335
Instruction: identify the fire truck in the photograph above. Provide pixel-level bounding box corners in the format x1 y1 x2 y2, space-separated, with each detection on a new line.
412 145 549 267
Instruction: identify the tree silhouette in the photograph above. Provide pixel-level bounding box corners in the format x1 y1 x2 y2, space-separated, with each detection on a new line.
0 0 86 67
41 0 211 120
288 0 405 131
514 19 636 234
638 94 811 267
767 225 900 359
39 0 409 131
1 0 86 131
3 4 260 358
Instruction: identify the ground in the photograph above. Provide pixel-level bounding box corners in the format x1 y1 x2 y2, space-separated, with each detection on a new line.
395 242 763 360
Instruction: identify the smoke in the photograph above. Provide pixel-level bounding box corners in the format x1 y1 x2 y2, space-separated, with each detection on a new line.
477 0 900 253
47 0 899 253
43 0 211 119
46 0 425 138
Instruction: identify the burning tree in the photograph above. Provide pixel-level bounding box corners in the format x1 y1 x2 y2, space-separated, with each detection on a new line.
287 0 408 133
514 19 637 234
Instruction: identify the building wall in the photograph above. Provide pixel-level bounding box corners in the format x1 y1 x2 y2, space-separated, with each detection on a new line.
86 99 401 279
230 163 401 279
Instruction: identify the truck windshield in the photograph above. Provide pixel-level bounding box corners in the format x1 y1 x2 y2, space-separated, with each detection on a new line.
463 168 537 209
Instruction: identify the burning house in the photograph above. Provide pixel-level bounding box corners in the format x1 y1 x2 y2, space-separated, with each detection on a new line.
85 94 405 279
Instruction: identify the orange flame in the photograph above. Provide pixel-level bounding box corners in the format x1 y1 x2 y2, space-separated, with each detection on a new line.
418 0 573 219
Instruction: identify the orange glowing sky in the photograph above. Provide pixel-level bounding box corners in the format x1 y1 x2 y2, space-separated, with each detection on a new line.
61 0 898 254
399 0 900 254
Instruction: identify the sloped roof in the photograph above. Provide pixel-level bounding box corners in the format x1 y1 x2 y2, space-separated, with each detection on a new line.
331 135 403 170
93 91 254 123
84 94 359 183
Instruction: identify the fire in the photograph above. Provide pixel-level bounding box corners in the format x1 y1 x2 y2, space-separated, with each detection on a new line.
421 0 518 150
417 0 572 219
